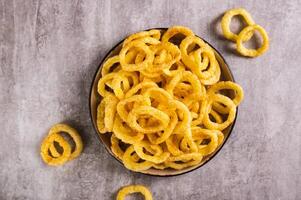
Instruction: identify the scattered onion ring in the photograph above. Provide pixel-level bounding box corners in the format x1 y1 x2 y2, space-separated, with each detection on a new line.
40 124 83 166
221 8 269 57
236 24 269 57
116 185 153 200
221 8 255 42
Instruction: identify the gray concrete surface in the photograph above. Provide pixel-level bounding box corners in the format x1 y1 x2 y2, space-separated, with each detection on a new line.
1 0 301 199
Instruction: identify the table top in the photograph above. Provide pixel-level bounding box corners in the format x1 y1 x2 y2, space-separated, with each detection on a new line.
1 0 300 199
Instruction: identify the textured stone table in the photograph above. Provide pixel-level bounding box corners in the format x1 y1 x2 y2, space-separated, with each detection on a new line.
1 0 300 199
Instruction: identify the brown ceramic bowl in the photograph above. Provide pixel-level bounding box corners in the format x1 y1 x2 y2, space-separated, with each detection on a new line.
89 28 237 176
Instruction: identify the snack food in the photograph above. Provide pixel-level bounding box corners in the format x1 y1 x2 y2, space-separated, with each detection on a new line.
40 124 83 166
96 26 244 172
116 185 153 200
221 8 269 57
236 24 269 57
221 8 255 42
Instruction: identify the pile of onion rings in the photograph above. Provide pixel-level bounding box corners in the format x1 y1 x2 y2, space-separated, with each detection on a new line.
97 26 244 172
221 8 269 57
40 124 83 166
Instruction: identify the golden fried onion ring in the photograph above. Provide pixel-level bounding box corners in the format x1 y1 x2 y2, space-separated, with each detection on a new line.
120 41 154 72
204 94 237 130
123 29 160 47
221 8 255 42
122 145 153 171
236 24 269 57
97 95 119 133
162 25 194 43
41 133 71 166
116 185 153 200
40 124 83 166
127 106 170 133
221 8 269 57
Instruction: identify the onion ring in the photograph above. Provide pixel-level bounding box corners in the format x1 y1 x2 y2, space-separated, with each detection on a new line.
236 24 269 57
221 8 255 42
162 25 194 43
116 185 153 200
120 41 154 72
204 94 237 130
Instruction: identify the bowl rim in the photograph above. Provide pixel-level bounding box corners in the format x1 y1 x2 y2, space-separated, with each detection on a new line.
89 27 238 177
